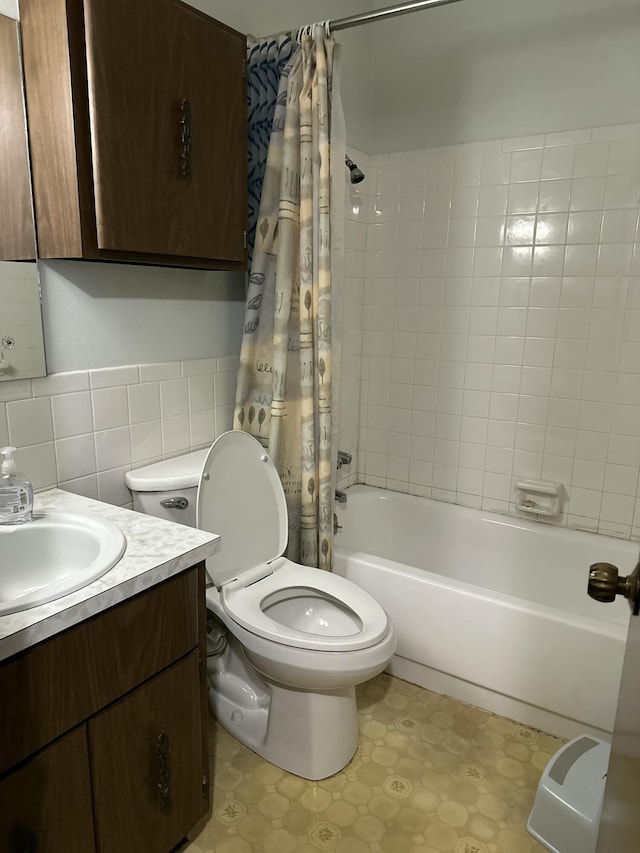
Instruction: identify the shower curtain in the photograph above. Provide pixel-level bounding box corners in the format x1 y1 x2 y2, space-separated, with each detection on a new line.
247 34 296 262
234 25 344 571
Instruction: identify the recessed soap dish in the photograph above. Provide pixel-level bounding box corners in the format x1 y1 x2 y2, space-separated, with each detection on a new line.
516 480 563 518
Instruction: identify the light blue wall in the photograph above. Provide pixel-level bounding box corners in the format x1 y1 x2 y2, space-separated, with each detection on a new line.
368 0 640 152
39 262 245 373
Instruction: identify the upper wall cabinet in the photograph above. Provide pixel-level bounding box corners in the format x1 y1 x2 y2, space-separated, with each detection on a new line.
20 0 248 270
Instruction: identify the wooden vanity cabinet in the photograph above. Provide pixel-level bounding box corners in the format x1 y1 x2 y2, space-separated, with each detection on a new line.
0 727 96 853
20 0 247 270
0 565 210 853
90 650 205 852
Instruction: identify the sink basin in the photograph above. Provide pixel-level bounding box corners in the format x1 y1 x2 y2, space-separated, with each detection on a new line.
0 512 126 616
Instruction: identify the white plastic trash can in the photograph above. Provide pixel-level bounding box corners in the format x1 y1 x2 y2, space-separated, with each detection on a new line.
527 735 610 853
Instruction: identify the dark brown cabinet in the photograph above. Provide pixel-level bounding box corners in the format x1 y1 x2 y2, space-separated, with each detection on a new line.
90 651 205 852
20 0 247 270
0 565 210 853
0 727 95 853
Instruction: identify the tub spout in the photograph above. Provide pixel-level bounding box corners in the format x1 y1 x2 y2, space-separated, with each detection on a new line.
335 490 347 504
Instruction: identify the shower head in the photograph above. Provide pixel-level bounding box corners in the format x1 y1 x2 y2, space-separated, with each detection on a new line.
345 155 365 184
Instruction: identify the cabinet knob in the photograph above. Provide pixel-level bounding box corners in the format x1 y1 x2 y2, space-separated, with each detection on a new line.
155 730 172 814
179 99 192 180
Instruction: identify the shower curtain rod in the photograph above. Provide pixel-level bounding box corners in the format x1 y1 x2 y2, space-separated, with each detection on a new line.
260 0 463 45
328 0 464 33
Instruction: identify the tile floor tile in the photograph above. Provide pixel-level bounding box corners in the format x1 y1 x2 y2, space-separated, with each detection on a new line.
186 673 563 853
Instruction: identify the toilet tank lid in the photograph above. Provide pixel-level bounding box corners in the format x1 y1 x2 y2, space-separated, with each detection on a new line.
124 448 209 492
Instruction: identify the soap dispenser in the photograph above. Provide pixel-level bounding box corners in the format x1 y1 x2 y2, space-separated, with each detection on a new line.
0 446 33 524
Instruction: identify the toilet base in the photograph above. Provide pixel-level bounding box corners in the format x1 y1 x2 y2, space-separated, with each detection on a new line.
208 634 358 780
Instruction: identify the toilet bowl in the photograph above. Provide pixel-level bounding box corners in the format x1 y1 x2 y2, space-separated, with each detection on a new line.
125 431 395 779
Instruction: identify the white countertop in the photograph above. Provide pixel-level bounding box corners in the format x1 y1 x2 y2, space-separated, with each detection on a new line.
0 488 221 662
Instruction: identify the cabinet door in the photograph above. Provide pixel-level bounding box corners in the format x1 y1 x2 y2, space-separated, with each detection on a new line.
88 650 206 853
0 726 95 853
0 566 199 778
83 0 246 262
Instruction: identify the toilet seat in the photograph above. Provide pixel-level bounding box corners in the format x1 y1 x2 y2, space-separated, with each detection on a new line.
197 430 288 589
221 557 390 651
197 431 391 653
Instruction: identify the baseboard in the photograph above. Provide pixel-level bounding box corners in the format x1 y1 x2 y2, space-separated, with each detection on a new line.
387 655 612 743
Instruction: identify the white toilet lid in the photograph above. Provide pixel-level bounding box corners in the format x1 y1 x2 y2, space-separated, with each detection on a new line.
221 558 390 651
197 430 288 588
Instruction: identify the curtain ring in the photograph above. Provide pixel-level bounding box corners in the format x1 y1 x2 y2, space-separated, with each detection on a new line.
297 21 332 43
297 23 314 43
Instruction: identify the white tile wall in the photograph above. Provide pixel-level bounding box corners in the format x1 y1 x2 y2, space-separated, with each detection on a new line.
339 124 640 540
0 356 238 507
336 153 369 490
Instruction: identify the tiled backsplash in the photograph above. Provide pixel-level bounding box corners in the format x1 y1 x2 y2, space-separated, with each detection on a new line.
0 356 238 507
340 123 640 540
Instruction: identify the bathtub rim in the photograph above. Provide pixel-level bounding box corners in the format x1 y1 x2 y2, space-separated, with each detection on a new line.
334 483 634 628
332 484 631 741
333 545 628 639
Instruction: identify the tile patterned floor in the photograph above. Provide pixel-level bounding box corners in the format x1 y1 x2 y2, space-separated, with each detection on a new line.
186 673 564 853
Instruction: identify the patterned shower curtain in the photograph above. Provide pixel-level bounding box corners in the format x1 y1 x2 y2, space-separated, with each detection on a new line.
234 25 343 571
247 34 297 262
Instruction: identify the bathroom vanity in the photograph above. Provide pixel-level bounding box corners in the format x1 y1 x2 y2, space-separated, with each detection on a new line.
0 490 221 853
19 0 247 270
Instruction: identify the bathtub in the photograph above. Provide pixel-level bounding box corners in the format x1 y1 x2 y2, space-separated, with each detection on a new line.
333 486 637 740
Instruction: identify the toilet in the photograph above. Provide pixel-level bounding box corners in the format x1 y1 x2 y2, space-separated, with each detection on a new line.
125 430 396 780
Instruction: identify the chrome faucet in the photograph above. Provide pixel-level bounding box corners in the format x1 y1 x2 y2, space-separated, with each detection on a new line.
336 450 352 469
335 489 347 504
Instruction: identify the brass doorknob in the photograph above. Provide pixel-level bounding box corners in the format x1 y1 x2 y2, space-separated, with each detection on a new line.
588 561 640 614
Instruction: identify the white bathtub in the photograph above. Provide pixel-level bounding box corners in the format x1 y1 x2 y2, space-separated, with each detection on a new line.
333 486 637 740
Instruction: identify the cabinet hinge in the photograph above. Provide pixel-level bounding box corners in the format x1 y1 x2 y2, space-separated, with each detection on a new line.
243 230 247 249
202 772 209 798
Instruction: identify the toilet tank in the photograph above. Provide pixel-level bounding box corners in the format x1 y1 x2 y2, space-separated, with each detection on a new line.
124 449 209 528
